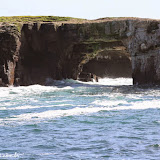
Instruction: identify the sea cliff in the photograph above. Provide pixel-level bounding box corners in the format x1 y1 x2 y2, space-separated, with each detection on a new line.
0 16 160 86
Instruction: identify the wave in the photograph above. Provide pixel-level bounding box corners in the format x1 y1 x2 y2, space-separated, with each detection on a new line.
0 78 133 101
0 84 73 99
96 78 133 86
0 99 159 124
92 100 128 106
92 99 160 110
48 78 133 86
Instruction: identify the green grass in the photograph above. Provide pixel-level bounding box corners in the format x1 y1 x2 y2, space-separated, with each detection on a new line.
0 16 83 23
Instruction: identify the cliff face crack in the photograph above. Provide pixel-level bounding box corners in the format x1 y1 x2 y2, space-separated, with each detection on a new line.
1 18 160 86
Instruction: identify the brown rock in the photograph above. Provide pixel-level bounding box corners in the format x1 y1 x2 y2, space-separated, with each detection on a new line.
1 18 160 86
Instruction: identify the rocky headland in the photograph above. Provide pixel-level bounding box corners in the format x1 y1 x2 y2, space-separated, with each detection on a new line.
0 16 160 86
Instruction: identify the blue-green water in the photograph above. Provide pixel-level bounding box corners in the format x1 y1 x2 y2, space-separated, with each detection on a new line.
0 78 160 160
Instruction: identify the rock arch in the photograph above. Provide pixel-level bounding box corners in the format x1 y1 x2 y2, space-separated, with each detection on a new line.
65 19 160 85
80 44 132 79
1 18 160 86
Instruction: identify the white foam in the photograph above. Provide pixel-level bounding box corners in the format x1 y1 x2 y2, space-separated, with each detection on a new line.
13 85 73 94
0 107 7 110
13 107 105 120
0 78 132 100
92 100 128 106
92 99 160 110
1 100 158 123
0 85 73 102
98 78 133 85
0 88 10 97
54 78 133 86
124 100 160 110
77 78 133 86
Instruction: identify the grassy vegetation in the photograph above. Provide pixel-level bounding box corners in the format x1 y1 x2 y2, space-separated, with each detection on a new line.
0 16 83 23
0 16 84 32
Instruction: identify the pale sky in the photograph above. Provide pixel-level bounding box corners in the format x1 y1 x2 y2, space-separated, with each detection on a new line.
0 0 160 20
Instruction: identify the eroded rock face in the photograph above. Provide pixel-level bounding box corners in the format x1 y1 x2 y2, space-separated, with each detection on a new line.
0 24 20 86
82 42 132 78
1 18 160 86
123 20 160 85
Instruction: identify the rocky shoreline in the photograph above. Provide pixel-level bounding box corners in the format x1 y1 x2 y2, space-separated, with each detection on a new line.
1 17 160 86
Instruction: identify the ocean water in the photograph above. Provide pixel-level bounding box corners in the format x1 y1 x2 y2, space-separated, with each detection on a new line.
0 78 160 160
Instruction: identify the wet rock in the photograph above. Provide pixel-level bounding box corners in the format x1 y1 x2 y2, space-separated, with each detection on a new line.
78 72 99 82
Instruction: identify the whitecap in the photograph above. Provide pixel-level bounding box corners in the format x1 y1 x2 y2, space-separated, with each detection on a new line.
98 78 133 86
76 78 133 86
92 100 128 106
2 100 160 122
92 99 160 110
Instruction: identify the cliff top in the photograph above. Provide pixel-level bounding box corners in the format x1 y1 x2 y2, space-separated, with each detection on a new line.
0 16 159 24
0 16 85 23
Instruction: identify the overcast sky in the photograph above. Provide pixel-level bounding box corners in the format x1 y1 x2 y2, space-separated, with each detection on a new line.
0 0 159 20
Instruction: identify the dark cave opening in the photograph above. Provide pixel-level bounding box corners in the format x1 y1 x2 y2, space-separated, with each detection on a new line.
78 44 132 82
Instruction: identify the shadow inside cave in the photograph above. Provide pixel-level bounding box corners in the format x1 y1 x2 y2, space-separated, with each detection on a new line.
78 40 132 83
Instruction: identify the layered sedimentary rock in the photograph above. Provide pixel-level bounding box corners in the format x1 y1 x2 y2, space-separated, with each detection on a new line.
1 18 160 86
